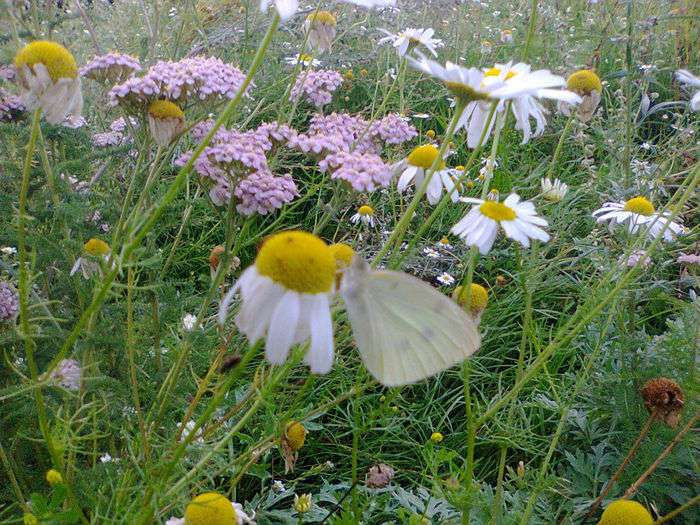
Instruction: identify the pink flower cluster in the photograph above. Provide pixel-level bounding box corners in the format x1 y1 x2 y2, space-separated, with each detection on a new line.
368 113 418 144
92 117 138 147
319 151 393 192
0 281 19 322
80 53 142 84
109 57 249 109
0 64 16 82
0 90 25 122
290 69 343 109
234 170 298 216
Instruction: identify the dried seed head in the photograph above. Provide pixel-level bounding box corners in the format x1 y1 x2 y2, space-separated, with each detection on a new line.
641 377 684 428
365 463 395 488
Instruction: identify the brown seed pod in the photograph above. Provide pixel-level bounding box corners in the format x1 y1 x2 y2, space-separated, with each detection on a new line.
365 463 395 488
641 377 684 428
218 353 241 373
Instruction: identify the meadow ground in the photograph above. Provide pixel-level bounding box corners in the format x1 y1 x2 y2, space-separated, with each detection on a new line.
0 0 698 523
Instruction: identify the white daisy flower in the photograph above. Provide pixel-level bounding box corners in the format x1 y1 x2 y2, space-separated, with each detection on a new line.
378 27 444 57
394 144 460 205
218 231 337 374
284 53 321 68
14 40 83 124
350 205 376 227
675 69 700 111
260 0 395 21
591 196 685 241
166 492 255 525
423 247 440 258
437 272 455 285
303 11 337 53
540 177 568 202
182 313 197 332
451 193 550 254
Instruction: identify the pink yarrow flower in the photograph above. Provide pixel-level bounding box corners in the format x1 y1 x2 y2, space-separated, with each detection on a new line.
319 151 392 192
234 170 299 215
290 69 343 109
80 53 142 84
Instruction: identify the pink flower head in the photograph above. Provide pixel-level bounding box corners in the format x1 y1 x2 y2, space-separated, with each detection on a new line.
0 64 17 82
368 113 418 144
290 112 378 156
319 151 392 192
678 253 700 265
50 359 82 391
93 131 125 147
290 69 343 109
0 281 19 321
254 121 298 148
234 170 298 215
0 91 26 122
80 53 142 84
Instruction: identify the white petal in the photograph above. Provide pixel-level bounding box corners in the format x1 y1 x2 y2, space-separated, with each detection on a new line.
305 294 334 373
265 291 301 365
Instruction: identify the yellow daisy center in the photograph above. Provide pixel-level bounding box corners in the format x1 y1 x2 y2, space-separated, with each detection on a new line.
83 238 110 257
285 421 307 451
484 67 516 80
407 144 440 169
444 81 491 102
599 500 653 525
567 69 602 94
184 492 236 525
15 40 78 82
307 10 336 26
358 205 374 216
329 243 355 271
439 236 450 245
298 53 314 63
255 231 335 294
425 129 436 139
479 201 516 221
453 283 489 313
148 99 184 119
623 196 655 216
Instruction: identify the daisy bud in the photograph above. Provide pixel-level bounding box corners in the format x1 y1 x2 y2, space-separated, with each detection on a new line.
344 70 354 80
599 500 653 525
641 377 684 428
430 431 444 443
45 468 63 486
293 493 312 513
360 68 368 77
516 460 525 478
496 275 507 286
147 99 185 147
366 463 395 488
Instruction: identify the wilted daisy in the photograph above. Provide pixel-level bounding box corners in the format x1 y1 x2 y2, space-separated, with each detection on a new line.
218 231 336 373
147 100 184 147
284 53 320 68
378 28 443 57
351 205 376 227
165 492 255 525
14 40 82 124
558 69 602 122
452 193 550 254
675 69 700 111
540 177 568 202
500 29 514 43
592 196 685 241
394 144 460 205
260 0 395 22
70 238 112 279
303 11 337 53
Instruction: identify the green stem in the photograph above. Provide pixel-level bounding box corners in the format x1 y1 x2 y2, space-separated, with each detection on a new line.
521 0 540 61
544 113 576 181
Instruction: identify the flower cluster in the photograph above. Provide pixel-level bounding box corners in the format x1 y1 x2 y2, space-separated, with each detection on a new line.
109 56 249 109
49 359 82 391
80 52 142 84
0 281 19 322
92 117 138 147
368 113 418 144
319 151 392 192
234 170 299 216
0 64 16 82
290 69 343 109
0 90 25 122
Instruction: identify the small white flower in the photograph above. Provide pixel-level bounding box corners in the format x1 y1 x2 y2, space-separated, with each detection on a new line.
423 247 440 258
675 69 700 111
284 54 321 68
182 313 197 332
452 193 550 254
620 250 651 268
592 196 685 241
437 272 455 285
179 420 204 444
99 453 114 463
378 27 443 57
540 177 568 202
272 480 286 492
1 247 17 255
260 0 395 21
350 205 376 227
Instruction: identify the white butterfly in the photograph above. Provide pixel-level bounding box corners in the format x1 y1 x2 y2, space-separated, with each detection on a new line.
340 256 481 386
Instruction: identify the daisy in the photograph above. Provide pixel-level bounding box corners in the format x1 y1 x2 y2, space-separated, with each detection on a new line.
218 231 337 373
147 100 184 147
558 69 603 122
436 272 455 285
394 144 460 205
166 492 255 525
70 238 112 279
592 196 685 241
260 0 395 22
303 11 337 53
378 28 443 57
500 29 514 43
540 177 568 202
350 205 376 227
675 69 700 111
14 40 83 124
423 247 440 258
451 193 550 254
284 54 320 68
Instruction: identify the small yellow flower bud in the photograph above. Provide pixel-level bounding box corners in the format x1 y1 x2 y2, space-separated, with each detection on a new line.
344 70 354 80
46 468 63 486
466 180 475 189
425 129 436 139
517 460 525 478
455 165 465 171
430 432 444 443
293 493 312 513
360 68 368 77
284 421 307 451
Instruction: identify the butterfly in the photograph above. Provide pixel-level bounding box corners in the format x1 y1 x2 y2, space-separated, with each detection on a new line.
340 256 481 386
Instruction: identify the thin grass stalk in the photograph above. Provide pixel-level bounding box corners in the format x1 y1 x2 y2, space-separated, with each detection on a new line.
653 494 700 524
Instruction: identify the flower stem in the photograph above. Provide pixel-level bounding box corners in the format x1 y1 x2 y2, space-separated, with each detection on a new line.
544 113 576 181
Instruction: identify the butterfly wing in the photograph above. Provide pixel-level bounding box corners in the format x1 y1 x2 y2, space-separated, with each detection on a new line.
341 258 481 386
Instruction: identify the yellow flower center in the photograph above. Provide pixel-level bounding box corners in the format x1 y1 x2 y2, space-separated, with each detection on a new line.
407 144 440 169
455 165 465 171
566 69 602 94
255 231 336 294
623 196 655 216
358 205 374 216
83 238 110 257
329 243 355 271
298 53 314 63
425 129 436 139
15 40 78 82
185 493 236 525
444 81 490 102
439 236 450 245
307 10 336 26
479 201 516 221
484 67 516 80
45 469 63 486
453 283 489 313
430 432 444 443
148 99 184 119
285 421 307 451
599 500 653 525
